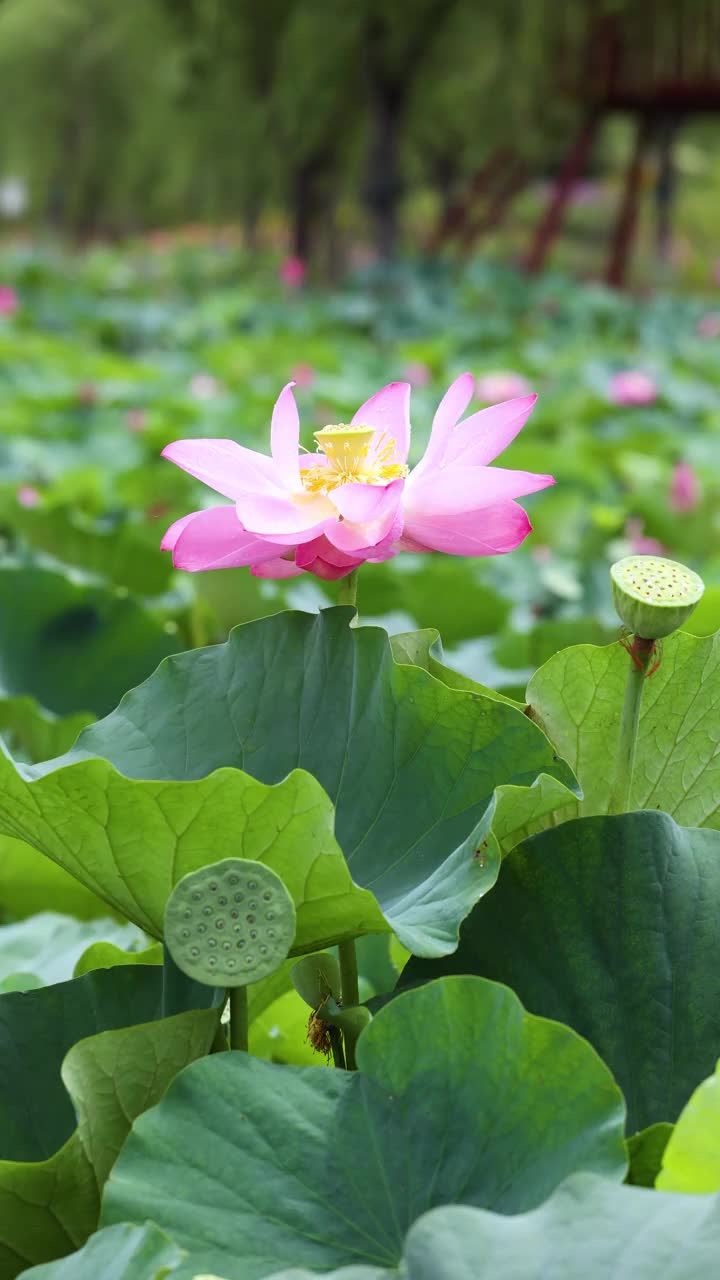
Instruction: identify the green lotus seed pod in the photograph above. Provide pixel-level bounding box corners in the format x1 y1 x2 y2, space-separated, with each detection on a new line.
611 555 704 640
164 858 295 987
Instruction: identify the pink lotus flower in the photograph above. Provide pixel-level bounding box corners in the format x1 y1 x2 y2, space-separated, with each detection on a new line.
404 361 431 388
16 485 40 508
279 256 306 289
0 285 17 315
697 312 720 339
77 382 98 407
669 462 701 513
609 371 657 407
625 518 666 557
476 371 532 404
190 373 220 401
291 362 315 389
160 376 554 581
127 408 147 433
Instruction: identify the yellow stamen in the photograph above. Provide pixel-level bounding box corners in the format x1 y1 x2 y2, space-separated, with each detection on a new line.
302 423 408 494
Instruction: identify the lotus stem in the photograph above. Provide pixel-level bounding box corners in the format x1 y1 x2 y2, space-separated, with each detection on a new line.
337 569 359 610
608 635 654 815
229 986 249 1052
338 938 360 1070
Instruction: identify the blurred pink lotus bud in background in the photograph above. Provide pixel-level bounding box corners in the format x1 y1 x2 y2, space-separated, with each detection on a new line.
609 371 657 406
669 462 701 513
291 363 315 388
279 255 306 289
127 409 147 433
404 361 430 387
77 382 98 406
17 485 40 508
625 517 666 556
0 284 17 315
697 312 720 339
476 371 532 404
189 373 220 401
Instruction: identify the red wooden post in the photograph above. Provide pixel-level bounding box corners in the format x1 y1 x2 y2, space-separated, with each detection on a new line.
606 115 653 288
428 147 510 251
460 161 529 253
523 113 600 274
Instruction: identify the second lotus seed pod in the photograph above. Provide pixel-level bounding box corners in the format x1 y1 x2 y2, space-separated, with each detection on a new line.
611 555 704 640
164 857 296 987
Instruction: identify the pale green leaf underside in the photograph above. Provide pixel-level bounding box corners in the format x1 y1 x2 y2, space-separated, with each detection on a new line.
526 631 720 833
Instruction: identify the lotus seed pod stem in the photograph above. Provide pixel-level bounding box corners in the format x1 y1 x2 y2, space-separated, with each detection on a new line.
608 635 654 816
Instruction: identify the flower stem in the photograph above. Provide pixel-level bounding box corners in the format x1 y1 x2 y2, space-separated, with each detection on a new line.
211 1017 228 1053
338 938 360 1070
328 1025 346 1070
608 635 655 815
337 569 359 610
229 986 249 1052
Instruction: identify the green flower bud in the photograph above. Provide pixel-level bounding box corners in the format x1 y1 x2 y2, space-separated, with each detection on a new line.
611 555 704 640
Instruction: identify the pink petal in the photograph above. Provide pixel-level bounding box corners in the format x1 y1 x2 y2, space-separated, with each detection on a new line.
440 395 538 468
251 557 306 579
234 490 334 543
172 506 285 571
352 382 411 463
161 439 280 500
416 373 475 474
405 465 554 516
330 477 404 524
402 500 533 556
161 511 202 551
270 382 301 490
323 491 402 554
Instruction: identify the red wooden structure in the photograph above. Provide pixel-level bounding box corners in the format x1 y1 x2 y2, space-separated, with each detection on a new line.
434 2 720 286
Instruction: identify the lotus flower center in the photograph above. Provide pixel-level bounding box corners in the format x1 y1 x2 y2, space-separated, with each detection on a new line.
302 424 408 493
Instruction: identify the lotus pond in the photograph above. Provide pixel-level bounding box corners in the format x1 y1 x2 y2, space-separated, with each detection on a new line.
1 243 720 1280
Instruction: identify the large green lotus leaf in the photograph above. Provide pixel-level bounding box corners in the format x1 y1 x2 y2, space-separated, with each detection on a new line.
391 628 577 850
403 813 720 1132
626 1123 673 1188
73 940 163 978
30 609 577 955
390 629 523 709
0 563 183 716
0 913 144 987
0 964 217 1278
102 976 626 1278
0 837 111 921
0 1004 216 1279
0 697 92 763
525 631 720 832
0 965 212 1164
261 1175 720 1280
19 1222 184 1280
0 756 385 948
657 1061 720 1193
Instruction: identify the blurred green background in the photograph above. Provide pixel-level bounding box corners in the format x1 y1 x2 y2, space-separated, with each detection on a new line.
0 0 717 722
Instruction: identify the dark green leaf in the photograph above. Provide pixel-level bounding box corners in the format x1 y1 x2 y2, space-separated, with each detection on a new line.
403 813 720 1131
103 976 626 1277
37 609 577 954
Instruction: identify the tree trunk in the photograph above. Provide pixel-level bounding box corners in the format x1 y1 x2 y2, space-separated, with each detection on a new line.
363 16 404 263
